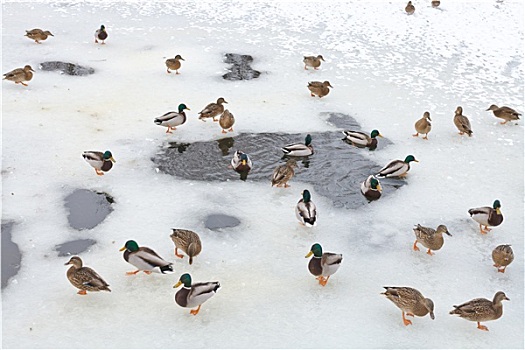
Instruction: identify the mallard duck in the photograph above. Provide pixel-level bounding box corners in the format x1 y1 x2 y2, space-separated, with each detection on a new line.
231 150 252 173
376 155 418 178
198 97 228 122
165 54 184 74
492 244 514 273
454 106 473 136
343 129 382 149
307 81 333 98
94 25 108 44
360 175 382 201
486 105 521 124
382 287 435 326
82 150 116 176
282 134 314 157
468 200 503 234
173 273 220 315
154 103 190 133
271 159 296 188
65 256 111 295
303 55 325 70
405 1 415 14
295 190 317 227
3 65 35 86
305 243 342 286
413 112 432 139
170 229 202 265
431 0 440 8
219 109 235 133
449 291 509 331
119 240 174 275
413 224 452 255
25 29 53 43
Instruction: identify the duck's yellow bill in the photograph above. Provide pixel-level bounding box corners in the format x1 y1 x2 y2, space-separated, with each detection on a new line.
173 281 182 288
110 157 116 163
305 251 313 258
119 246 126 251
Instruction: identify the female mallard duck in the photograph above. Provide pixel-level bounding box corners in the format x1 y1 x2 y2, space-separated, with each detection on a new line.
376 155 418 178
154 103 190 133
173 273 220 315
454 106 473 137
492 244 514 273
119 240 174 275
282 134 314 157
305 243 342 286
3 65 35 86
486 105 520 124
468 200 503 234
413 112 432 139
271 159 297 188
94 25 108 44
431 0 440 8
165 54 184 74
449 291 509 331
65 256 111 295
343 129 382 149
198 97 228 122
303 55 325 70
382 287 435 326
307 81 333 98
360 175 382 201
413 224 452 255
219 109 235 133
295 190 317 227
170 229 202 265
82 150 116 176
25 29 53 43
405 1 415 14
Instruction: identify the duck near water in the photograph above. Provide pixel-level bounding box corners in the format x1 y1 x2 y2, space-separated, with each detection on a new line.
219 109 235 133
376 155 418 178
173 273 220 315
271 159 297 188
25 29 53 43
154 103 190 133
343 129 382 149
449 291 509 331
360 175 382 201
82 150 116 175
295 190 317 227
198 97 228 122
282 134 314 157
65 256 111 295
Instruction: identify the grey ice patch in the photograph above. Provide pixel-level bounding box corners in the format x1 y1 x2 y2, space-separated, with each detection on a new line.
205 214 241 231
65 189 114 230
222 53 261 81
40 61 95 76
1 222 21 289
55 239 97 257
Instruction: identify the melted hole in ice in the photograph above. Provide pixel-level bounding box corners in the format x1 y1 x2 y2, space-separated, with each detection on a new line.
222 53 261 81
1 222 21 289
65 189 114 230
153 113 405 209
205 214 241 231
40 61 95 76
55 239 97 257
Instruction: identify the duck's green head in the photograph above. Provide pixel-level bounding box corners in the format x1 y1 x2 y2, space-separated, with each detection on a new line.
371 129 383 138
119 240 139 252
493 200 502 214
100 25 106 31
305 243 323 258
240 153 248 165
103 150 116 163
302 189 312 202
178 103 190 112
305 134 312 146
404 155 418 163
173 273 192 288
370 177 381 191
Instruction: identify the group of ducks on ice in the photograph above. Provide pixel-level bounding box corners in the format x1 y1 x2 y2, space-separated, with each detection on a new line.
3 13 520 332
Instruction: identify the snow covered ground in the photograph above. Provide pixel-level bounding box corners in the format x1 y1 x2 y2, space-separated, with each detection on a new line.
2 1 523 348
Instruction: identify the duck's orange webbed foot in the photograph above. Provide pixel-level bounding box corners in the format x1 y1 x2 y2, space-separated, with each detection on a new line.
77 290 87 295
477 322 489 331
126 270 140 275
190 305 201 315
413 240 420 251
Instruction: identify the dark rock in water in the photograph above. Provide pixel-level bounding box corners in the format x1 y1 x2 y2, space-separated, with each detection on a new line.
55 239 97 257
205 214 241 231
152 113 403 209
65 189 114 230
1 222 21 289
40 61 95 76
222 53 260 81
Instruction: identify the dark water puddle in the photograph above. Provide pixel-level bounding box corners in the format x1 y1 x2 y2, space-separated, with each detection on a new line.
1 222 21 289
223 53 261 81
65 189 114 230
40 61 95 76
55 239 97 257
205 214 241 231
153 113 404 209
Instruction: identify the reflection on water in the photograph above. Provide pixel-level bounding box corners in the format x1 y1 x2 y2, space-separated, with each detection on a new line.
217 137 234 156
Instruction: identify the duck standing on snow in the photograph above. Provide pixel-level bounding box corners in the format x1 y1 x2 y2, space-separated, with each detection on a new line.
173 273 220 315
468 200 503 234
3 65 35 86
486 105 521 125
413 224 452 255
82 150 116 176
376 155 418 178
65 256 111 295
360 175 382 201
198 97 228 122
154 103 190 133
119 240 174 275
382 287 435 326
25 29 53 43
94 25 108 44
307 81 333 98
405 1 415 14
453 106 473 136
343 129 382 149
305 243 342 286
296 190 317 227
271 159 297 188
449 291 509 331
219 109 235 133
165 54 184 74
170 229 202 265
282 134 314 157
431 1 440 8
413 112 432 139
491 244 514 273
303 55 325 70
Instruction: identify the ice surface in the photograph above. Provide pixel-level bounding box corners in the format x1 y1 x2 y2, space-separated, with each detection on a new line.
1 1 523 349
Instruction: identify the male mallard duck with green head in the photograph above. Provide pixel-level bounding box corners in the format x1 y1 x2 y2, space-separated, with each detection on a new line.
65 256 111 295
295 190 317 227
376 155 418 178
3 65 35 86
468 200 503 234
413 112 432 139
170 229 202 265
219 109 235 133
449 291 509 331
454 106 473 136
165 54 184 74
82 150 116 176
413 224 452 255
25 29 54 43
198 97 228 122
492 245 514 273
119 240 174 275
282 134 314 157
486 105 520 124
307 81 333 98
305 243 342 286
173 273 220 315
154 103 190 133
231 150 252 174
95 25 108 44
271 159 297 188
303 55 325 70
343 129 382 149
382 287 435 326
360 175 382 201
